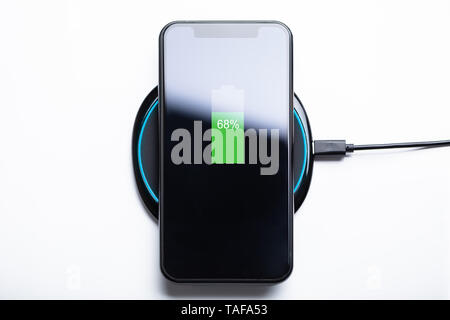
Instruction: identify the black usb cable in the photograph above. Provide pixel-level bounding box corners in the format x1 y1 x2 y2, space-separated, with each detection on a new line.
314 139 450 156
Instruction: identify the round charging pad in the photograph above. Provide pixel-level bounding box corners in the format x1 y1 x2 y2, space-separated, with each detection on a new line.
133 86 313 219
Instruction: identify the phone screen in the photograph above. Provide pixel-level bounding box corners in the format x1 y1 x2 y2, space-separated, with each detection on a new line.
160 22 293 282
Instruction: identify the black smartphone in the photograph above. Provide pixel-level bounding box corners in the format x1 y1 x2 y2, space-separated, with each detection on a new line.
159 21 293 282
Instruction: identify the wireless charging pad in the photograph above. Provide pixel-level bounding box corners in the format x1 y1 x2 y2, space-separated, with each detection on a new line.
132 86 313 219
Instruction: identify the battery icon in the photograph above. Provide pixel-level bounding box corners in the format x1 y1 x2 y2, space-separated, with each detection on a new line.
211 85 245 164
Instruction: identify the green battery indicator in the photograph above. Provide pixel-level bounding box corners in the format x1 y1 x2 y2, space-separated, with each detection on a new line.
211 112 244 164
210 85 245 164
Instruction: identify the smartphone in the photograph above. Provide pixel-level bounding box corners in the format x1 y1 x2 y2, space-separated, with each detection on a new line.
159 21 293 282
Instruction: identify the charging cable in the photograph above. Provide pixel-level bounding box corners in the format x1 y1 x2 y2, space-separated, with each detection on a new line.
313 139 450 156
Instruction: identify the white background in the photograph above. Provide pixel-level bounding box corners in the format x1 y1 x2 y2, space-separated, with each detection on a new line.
0 0 449 299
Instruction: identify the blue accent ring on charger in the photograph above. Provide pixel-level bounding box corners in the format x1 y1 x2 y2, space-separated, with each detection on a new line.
137 100 159 203
294 109 308 193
